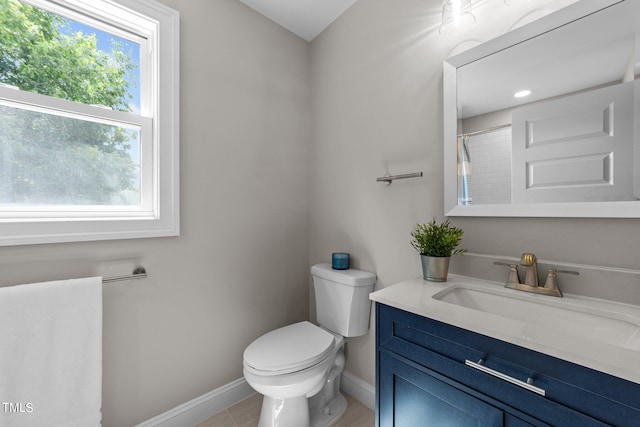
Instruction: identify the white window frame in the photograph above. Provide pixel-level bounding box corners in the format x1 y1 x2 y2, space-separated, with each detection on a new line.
0 0 179 245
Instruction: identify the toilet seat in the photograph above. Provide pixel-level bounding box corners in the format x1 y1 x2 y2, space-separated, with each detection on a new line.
243 321 335 375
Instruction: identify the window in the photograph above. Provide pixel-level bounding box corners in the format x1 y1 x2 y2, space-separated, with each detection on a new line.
0 0 179 245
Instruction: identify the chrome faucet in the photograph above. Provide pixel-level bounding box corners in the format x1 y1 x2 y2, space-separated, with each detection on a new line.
494 253 578 298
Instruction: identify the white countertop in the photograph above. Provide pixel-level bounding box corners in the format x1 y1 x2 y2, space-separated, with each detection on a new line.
370 274 640 385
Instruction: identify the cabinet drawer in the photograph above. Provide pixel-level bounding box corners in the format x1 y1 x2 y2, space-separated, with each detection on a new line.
377 303 640 426
379 351 507 427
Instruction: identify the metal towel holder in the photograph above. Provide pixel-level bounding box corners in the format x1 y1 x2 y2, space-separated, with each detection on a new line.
376 172 423 185
102 267 147 284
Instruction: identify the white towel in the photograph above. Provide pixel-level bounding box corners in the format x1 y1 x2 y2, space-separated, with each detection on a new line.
0 277 102 427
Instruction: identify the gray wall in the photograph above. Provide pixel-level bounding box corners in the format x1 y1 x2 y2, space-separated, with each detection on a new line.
0 1 310 426
308 0 633 388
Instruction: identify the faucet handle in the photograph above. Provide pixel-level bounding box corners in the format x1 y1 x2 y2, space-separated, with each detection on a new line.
507 264 521 285
543 269 558 289
543 269 563 297
545 269 579 286
493 261 521 285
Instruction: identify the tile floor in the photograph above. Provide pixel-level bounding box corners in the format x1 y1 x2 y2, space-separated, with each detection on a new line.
193 392 374 427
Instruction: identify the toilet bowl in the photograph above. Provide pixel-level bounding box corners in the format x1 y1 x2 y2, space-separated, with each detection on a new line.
243 321 345 427
243 264 376 427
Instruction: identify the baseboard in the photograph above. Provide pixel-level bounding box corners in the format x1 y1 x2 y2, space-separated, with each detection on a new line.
340 370 375 411
135 370 375 426
134 377 255 427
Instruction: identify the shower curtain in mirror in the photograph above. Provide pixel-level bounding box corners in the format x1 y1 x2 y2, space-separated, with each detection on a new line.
457 135 472 205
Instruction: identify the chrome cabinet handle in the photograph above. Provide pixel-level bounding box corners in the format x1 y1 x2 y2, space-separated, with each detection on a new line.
465 359 546 396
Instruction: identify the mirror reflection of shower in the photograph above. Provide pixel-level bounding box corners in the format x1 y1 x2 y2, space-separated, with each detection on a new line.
458 126 512 205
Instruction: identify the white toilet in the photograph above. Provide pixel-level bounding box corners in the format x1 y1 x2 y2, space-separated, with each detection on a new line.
243 263 376 427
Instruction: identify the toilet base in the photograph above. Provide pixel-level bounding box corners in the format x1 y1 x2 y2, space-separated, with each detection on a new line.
309 339 347 427
254 361 347 427
258 395 309 427
310 392 347 427
256 390 348 427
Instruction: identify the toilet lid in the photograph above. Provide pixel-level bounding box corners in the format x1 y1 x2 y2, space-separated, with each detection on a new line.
243 321 335 374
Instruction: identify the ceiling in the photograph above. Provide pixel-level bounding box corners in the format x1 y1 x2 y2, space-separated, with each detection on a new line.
236 0 358 41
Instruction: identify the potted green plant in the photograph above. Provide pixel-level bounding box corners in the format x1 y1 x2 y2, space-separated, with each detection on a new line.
410 219 465 282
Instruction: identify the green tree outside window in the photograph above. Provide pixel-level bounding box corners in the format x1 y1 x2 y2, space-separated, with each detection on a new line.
0 0 139 206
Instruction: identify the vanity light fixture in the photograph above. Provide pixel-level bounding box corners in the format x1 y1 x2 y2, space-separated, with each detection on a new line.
514 89 532 98
439 0 476 35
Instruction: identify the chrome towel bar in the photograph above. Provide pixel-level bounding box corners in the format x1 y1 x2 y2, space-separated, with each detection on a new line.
376 172 423 185
102 267 147 284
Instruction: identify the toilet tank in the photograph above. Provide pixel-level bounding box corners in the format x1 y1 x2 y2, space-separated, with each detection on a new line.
311 263 376 337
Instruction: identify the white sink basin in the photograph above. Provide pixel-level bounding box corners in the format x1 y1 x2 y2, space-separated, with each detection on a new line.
432 283 640 351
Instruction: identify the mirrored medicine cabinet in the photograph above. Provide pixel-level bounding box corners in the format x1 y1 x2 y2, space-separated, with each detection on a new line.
443 0 640 217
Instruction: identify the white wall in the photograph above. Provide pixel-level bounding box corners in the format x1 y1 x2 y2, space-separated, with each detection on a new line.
0 1 311 426
309 0 443 384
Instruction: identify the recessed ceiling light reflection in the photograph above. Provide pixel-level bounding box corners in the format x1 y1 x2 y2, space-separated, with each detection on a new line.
514 90 532 98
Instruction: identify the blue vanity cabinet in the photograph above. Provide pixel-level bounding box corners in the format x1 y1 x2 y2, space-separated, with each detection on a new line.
375 303 640 427
379 351 533 426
